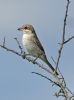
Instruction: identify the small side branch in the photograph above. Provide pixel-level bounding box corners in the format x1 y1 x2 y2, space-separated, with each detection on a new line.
32 72 60 87
64 36 74 44
3 37 6 47
14 37 23 53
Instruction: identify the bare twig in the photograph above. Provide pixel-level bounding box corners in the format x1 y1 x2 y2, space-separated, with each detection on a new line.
55 1 74 99
64 36 74 44
14 37 23 53
66 87 74 96
56 0 70 70
0 44 22 56
32 72 60 87
0 43 52 74
3 37 6 47
51 56 56 65
57 67 66 87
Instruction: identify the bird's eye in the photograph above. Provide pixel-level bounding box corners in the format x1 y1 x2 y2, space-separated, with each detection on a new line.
25 26 27 29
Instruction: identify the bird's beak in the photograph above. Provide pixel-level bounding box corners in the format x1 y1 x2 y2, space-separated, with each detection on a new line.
17 27 23 31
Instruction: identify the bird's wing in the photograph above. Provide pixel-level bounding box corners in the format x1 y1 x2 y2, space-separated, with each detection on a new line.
33 35 45 53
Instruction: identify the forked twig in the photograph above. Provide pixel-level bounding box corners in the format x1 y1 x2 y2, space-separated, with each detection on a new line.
64 36 74 44
14 37 23 53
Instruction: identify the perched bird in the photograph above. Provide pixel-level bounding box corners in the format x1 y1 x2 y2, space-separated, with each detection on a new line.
18 24 58 75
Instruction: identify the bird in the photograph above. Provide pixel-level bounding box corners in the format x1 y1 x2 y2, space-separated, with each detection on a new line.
18 24 58 75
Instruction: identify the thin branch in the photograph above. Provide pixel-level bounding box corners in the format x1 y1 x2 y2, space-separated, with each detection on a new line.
56 0 70 70
32 71 73 98
0 44 22 56
14 37 24 53
64 36 74 44
51 56 57 65
58 67 66 87
0 43 52 74
3 37 6 47
54 90 66 98
66 87 74 96
32 72 60 87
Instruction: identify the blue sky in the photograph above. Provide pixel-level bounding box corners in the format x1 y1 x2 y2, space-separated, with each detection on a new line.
0 0 74 100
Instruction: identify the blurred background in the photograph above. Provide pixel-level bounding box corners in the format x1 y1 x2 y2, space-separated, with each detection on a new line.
0 0 74 100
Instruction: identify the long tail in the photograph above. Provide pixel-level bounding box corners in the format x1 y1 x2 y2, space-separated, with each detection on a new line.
46 60 58 75
40 54 58 75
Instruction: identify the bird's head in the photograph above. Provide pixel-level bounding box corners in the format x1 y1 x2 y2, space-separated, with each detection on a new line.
18 24 35 34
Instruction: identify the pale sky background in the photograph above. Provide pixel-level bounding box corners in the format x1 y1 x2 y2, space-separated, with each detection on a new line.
0 0 74 100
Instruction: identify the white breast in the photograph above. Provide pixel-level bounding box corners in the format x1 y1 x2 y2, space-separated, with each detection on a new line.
22 33 35 52
22 33 31 45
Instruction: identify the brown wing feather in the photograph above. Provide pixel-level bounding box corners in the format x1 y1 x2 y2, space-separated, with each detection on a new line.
33 34 45 53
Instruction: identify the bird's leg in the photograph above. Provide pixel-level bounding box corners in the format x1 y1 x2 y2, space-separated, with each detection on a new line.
22 53 32 59
33 53 43 62
33 56 39 62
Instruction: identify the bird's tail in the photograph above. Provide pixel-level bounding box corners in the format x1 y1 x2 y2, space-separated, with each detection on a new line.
40 54 58 75
46 60 58 75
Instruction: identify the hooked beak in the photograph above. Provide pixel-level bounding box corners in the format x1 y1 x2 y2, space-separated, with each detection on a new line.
17 27 23 31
